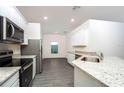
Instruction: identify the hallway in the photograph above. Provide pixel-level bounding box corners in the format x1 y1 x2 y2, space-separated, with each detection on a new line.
32 58 74 87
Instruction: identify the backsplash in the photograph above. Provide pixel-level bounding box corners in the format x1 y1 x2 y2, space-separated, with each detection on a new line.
0 43 20 54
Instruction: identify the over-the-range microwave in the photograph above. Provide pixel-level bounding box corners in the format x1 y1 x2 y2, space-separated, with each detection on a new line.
0 16 24 43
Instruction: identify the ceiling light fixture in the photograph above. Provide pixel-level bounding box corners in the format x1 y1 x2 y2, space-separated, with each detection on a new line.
70 18 75 22
55 32 58 34
43 16 48 20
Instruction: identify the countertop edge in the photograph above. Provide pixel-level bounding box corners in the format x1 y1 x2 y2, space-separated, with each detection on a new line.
0 67 21 86
73 62 109 87
13 55 37 58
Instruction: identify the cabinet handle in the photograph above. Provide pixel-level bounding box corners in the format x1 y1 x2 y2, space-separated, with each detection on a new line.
23 63 32 71
10 24 15 37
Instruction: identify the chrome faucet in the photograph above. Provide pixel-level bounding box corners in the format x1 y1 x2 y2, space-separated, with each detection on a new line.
96 52 104 60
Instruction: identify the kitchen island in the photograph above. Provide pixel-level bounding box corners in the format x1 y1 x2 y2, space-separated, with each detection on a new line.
73 56 124 87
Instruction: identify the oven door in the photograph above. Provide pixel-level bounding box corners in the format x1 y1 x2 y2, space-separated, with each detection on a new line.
6 21 15 40
10 26 24 43
20 63 33 87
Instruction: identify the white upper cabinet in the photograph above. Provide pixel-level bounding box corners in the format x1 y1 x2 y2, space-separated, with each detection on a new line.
67 19 124 59
0 6 42 45
22 33 29 45
68 20 89 46
22 23 41 45
72 29 86 46
0 6 28 45
0 6 27 29
24 23 41 39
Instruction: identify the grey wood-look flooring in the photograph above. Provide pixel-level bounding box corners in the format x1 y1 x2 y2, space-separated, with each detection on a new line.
32 58 74 87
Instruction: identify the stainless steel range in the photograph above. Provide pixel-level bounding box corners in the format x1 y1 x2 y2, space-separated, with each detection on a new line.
0 50 33 87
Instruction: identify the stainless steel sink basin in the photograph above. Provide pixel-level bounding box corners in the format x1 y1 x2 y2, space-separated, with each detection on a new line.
81 57 100 63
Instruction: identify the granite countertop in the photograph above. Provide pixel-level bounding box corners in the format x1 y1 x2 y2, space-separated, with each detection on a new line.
72 56 124 87
0 67 21 86
13 54 36 59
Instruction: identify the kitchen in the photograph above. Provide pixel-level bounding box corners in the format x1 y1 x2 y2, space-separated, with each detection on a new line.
1 6 124 88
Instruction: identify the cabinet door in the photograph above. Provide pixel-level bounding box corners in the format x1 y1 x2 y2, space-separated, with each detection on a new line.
72 29 88 46
0 6 27 29
67 53 75 66
21 33 28 45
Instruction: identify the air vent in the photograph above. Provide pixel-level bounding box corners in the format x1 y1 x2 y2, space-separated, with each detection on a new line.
72 6 81 11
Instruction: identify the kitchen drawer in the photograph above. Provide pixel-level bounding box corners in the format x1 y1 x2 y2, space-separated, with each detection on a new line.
1 72 19 87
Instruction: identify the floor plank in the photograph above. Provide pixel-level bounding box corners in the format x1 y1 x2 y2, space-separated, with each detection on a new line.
32 58 74 87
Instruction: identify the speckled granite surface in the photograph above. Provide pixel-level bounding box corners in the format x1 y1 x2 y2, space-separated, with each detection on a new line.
0 67 21 86
73 57 124 87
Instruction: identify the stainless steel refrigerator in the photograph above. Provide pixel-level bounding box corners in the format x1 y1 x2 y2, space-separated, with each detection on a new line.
21 39 43 74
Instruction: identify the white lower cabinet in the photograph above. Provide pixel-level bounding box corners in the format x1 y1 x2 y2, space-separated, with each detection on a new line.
74 67 107 87
1 72 19 87
67 53 75 66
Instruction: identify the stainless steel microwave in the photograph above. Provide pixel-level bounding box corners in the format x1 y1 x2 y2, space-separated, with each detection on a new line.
0 16 24 43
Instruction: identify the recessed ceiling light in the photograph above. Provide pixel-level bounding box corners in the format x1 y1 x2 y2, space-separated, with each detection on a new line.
43 16 48 20
55 32 58 34
70 18 75 22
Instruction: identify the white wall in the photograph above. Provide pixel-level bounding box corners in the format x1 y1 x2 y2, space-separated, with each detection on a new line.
87 19 124 59
66 19 124 59
43 34 66 58
25 23 41 39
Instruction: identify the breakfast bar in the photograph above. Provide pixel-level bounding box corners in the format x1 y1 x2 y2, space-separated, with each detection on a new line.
73 56 124 87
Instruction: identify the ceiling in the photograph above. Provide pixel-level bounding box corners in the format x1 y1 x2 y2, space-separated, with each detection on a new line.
17 6 124 34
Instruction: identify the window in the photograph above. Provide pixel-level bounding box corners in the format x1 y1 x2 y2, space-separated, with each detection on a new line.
51 42 58 54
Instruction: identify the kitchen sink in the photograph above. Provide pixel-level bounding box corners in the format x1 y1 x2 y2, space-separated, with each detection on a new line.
81 57 100 63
